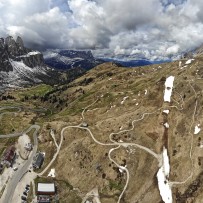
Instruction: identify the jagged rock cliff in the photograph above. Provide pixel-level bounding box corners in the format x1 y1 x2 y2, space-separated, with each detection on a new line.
0 36 44 69
0 36 85 90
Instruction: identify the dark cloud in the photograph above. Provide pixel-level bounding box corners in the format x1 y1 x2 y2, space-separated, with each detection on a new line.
0 0 203 60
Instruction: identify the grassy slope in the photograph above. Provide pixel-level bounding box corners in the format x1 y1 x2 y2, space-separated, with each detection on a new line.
1 58 203 202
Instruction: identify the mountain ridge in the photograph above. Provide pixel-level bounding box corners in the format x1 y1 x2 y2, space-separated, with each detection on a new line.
44 49 104 70
0 36 85 91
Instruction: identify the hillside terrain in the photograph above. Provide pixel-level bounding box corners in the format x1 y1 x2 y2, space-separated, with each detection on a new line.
1 55 203 203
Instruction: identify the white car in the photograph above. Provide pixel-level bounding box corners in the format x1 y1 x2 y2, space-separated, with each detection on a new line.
13 167 18 171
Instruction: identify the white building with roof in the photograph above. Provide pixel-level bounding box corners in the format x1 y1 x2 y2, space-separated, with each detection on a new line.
37 183 55 196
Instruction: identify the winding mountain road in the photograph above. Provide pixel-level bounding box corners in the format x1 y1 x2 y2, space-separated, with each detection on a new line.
0 66 199 203
108 146 130 203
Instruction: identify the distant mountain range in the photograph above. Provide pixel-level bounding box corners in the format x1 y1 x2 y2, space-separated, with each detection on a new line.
44 50 104 70
0 36 84 90
100 58 153 67
44 49 169 70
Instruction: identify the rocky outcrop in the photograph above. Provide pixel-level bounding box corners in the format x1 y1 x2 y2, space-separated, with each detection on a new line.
0 36 44 71
5 36 19 57
16 36 28 55
0 36 85 90
0 36 51 87
0 37 13 72
0 38 4 49
19 52 44 68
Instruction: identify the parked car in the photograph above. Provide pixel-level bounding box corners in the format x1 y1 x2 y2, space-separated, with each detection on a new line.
21 196 26 201
23 192 27 196
24 189 28 194
13 167 18 171
25 187 29 191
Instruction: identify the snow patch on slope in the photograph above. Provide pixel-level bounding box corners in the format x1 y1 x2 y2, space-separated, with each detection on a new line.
157 147 172 203
20 51 41 58
163 110 170 114
185 59 194 65
164 123 170 128
194 124 201 135
3 59 49 87
164 76 175 102
48 168 55 177
121 96 128 104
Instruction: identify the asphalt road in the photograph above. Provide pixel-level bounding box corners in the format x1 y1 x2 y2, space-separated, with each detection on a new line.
1 125 40 203
0 105 46 203
0 132 22 138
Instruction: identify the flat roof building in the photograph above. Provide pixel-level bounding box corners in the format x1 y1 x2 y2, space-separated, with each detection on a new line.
37 183 55 196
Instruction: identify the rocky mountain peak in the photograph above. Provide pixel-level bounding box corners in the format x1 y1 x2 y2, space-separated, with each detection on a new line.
0 38 4 48
4 36 19 57
5 36 15 45
16 36 25 51
0 35 45 71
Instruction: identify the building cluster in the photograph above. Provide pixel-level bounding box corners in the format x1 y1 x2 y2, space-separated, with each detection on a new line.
0 145 16 173
0 141 34 173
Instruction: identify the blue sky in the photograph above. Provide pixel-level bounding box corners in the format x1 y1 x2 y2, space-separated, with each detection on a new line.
0 0 203 60
49 0 70 12
162 0 186 6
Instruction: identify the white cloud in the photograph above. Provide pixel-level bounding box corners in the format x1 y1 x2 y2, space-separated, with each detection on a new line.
166 45 180 55
7 26 45 45
114 45 125 55
131 49 142 55
0 0 203 60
